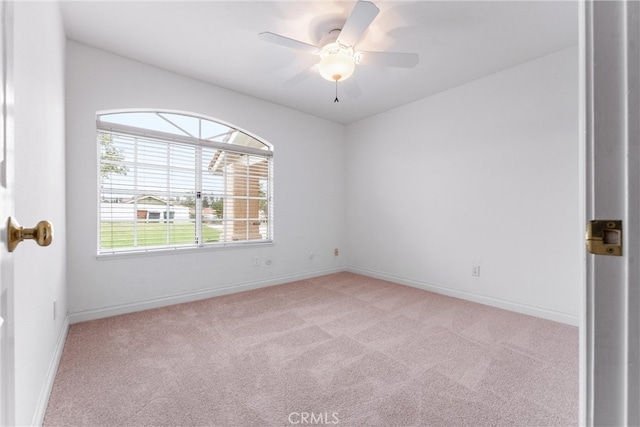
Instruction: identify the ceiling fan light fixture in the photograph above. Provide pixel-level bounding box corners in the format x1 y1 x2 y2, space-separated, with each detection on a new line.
260 0 419 95
353 51 364 65
319 54 355 82
318 42 355 82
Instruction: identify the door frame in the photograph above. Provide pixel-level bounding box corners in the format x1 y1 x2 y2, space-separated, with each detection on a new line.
583 0 640 425
0 1 15 426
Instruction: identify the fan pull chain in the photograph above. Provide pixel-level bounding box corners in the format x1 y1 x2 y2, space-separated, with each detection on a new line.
334 79 339 103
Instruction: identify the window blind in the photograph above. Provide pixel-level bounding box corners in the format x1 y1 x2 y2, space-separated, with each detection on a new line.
98 112 272 255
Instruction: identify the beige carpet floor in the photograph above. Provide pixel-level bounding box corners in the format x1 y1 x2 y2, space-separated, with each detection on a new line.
44 272 578 426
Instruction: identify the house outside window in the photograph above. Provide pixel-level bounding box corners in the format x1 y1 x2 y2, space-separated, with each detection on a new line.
97 110 273 255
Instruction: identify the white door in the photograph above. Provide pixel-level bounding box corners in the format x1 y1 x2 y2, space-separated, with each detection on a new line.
0 2 14 426
584 0 640 425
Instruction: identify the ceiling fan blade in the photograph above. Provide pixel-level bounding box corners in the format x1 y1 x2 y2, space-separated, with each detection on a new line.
336 1 379 47
258 32 318 54
358 51 419 68
283 65 317 88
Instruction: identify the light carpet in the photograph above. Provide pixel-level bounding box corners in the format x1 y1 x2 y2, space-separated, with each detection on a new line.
43 272 578 426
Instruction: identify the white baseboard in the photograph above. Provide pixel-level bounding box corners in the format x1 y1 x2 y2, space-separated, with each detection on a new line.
31 313 69 427
69 267 344 324
347 266 580 326
69 265 579 327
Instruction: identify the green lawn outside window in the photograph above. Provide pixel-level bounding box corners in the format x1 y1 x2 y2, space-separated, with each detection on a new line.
100 222 221 249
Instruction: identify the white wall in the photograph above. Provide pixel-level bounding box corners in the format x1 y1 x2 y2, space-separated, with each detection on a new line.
66 42 580 325
13 2 68 425
345 47 581 324
66 42 346 321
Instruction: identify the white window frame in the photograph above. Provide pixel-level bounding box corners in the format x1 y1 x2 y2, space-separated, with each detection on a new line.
96 110 273 256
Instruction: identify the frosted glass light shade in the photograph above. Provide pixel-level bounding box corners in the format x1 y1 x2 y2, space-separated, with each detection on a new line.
318 53 355 82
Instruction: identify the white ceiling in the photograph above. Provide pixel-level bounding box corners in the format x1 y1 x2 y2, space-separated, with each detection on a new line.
60 1 578 125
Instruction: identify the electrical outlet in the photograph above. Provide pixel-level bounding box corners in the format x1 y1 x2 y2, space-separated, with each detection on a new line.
334 248 339 256
472 266 481 277
254 256 260 266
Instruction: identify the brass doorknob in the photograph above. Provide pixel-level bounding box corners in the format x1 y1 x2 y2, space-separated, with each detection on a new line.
7 217 54 252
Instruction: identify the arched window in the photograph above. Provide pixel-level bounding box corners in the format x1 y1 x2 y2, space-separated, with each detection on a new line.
97 110 273 254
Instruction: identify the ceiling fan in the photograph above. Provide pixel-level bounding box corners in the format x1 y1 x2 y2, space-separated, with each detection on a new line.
258 0 419 102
